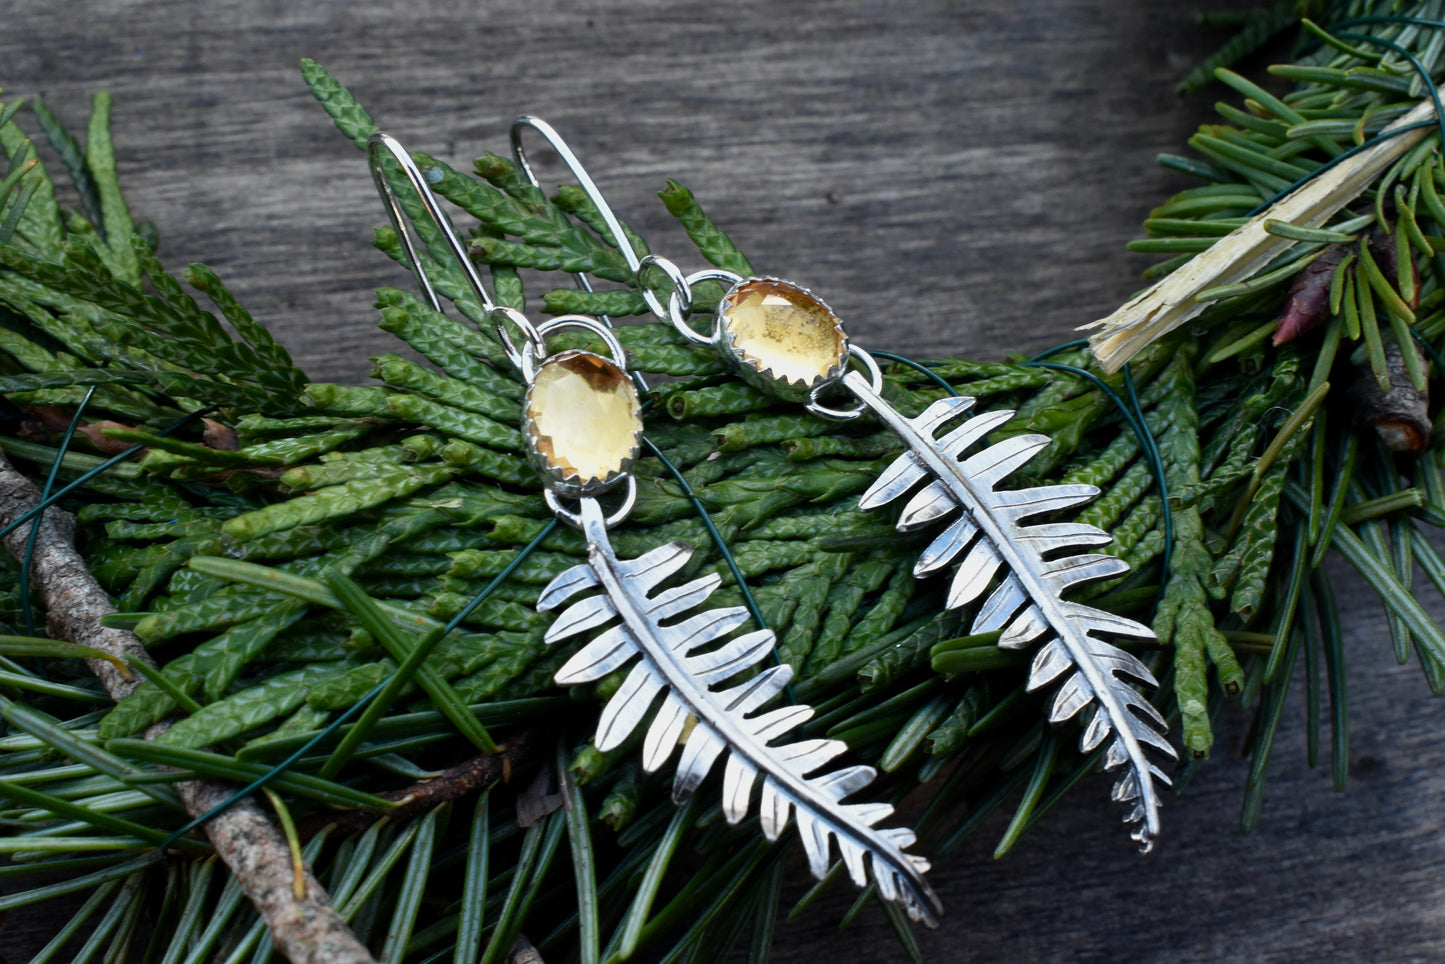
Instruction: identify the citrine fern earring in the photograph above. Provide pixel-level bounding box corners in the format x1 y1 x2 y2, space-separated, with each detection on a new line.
366 131 941 924
509 118 1178 852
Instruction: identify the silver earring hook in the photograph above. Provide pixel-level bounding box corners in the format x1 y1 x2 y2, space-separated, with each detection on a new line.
510 116 650 392
510 116 642 275
366 130 495 315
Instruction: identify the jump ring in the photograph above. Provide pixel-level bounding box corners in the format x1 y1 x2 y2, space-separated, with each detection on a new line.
636 255 693 321
528 315 630 383
544 476 637 529
661 267 745 346
491 306 545 373
807 345 882 420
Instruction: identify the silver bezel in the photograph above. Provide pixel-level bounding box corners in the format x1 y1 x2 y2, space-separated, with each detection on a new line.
522 349 643 499
713 277 850 403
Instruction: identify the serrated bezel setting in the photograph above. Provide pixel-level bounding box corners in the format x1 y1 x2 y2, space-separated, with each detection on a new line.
523 349 643 498
714 277 850 403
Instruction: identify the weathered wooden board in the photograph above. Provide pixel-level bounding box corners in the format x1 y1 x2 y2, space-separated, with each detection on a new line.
6 1 1445 960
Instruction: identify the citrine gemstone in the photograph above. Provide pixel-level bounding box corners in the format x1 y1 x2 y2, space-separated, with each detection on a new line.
526 351 642 485
719 279 846 388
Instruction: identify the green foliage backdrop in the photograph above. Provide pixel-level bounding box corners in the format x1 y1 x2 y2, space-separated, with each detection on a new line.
3 4 1445 960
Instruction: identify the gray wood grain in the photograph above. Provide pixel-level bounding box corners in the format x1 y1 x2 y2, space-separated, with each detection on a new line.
6 1 1445 960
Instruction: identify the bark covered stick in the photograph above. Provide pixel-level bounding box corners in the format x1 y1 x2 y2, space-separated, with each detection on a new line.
0 452 378 964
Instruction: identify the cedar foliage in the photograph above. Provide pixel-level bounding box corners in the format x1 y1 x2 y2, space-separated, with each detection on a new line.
3 4 1445 959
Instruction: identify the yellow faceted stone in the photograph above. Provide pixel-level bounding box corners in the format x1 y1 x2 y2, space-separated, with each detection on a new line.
526 351 642 484
720 279 845 387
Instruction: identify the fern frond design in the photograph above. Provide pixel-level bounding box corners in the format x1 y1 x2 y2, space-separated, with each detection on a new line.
846 373 1177 850
538 497 941 925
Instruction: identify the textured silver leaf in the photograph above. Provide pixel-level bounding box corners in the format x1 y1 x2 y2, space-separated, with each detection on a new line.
536 564 598 610
915 394 978 430
745 704 815 743
760 778 791 840
675 724 727 799
617 540 692 590
646 573 723 619
1029 638 1074 691
999 606 1048 649
914 514 978 576
898 480 955 531
860 452 929 510
1050 672 1093 722
843 371 1177 851
544 593 617 644
686 628 776 684
946 540 1002 609
595 661 664 752
554 624 636 684
535 497 942 925
958 433 1050 490
643 695 690 772
1080 708 1111 752
972 574 1025 634
1016 521 1114 549
937 408 1013 458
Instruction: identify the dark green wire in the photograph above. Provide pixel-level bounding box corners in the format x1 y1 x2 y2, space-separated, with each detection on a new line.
1235 14 1445 220
157 518 559 853
1331 29 1445 150
641 437 773 623
445 518 559 631
0 405 219 542
1246 120 1438 216
19 388 95 638
1020 344 1174 602
1028 337 1090 356
1124 365 1173 603
1411 326 1445 375
869 350 957 395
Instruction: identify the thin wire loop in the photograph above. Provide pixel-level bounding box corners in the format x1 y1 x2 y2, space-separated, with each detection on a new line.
489 305 546 373
869 350 959 396
510 116 652 393
545 477 638 530
662 267 745 345
525 315 630 383
1022 346 1174 601
1246 120 1437 216
636 254 694 326
367 131 495 315
1331 29 1445 151
511 116 643 275
810 345 882 420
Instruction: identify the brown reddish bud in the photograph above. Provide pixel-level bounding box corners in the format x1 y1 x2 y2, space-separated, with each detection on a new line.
75 420 137 456
202 417 240 451
1274 244 1348 346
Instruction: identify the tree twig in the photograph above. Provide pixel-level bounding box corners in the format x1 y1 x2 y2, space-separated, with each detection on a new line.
298 731 540 838
0 452 378 964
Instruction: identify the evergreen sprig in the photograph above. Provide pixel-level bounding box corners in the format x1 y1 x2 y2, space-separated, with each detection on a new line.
6 6 1445 958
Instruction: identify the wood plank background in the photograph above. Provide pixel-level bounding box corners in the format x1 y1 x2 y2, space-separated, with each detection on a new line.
7 1 1445 960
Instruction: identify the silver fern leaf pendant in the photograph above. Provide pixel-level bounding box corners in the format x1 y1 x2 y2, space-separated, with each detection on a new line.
498 116 1175 851
846 375 1177 850
538 498 940 923
701 278 1178 851
512 314 941 925
366 129 941 918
